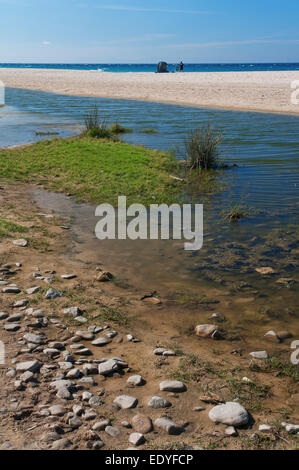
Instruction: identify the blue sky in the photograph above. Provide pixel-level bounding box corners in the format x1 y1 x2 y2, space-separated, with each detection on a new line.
1 0 299 63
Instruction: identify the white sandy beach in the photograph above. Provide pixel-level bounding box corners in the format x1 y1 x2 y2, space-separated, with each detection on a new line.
1 68 299 114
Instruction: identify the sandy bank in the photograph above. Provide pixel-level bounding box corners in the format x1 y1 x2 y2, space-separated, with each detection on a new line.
0 68 299 114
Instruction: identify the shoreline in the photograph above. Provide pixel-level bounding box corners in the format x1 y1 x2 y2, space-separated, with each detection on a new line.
1 68 299 115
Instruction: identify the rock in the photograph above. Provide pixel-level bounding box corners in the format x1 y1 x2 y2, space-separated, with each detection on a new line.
2 286 21 294
13 299 28 308
5 323 20 332
250 351 269 360
242 377 253 384
131 414 153 434
159 380 186 393
0 312 8 320
82 364 98 376
66 368 81 379
154 418 183 435
13 239 28 247
276 278 295 288
127 375 143 386
26 287 40 295
285 424 299 434
264 331 280 343
69 416 82 429
225 426 238 436
114 395 138 410
209 402 249 427
16 361 40 373
148 396 171 409
49 405 66 416
163 350 176 356
19 371 34 383
73 405 84 416
7 313 23 322
45 288 62 299
193 406 206 412
92 337 111 347
255 267 277 275
61 274 77 280
92 420 110 431
23 333 43 345
97 272 113 282
195 324 217 338
259 424 272 433
82 391 93 401
154 348 167 356
89 396 103 407
75 316 88 324
51 438 72 450
105 426 121 437
75 330 94 340
64 306 82 318
98 359 119 376
50 379 73 400
277 331 292 341
129 432 145 446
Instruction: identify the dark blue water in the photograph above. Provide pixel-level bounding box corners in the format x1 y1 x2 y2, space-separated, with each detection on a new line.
0 63 299 73
1 87 298 217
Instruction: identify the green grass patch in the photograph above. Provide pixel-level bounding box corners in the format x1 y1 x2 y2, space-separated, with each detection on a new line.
0 217 29 240
0 136 180 206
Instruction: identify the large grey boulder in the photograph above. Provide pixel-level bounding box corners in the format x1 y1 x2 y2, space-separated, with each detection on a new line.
208 402 249 427
157 61 168 73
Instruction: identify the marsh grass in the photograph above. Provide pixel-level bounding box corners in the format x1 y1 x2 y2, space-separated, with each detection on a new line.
0 217 28 240
185 124 223 170
83 105 112 139
109 122 132 134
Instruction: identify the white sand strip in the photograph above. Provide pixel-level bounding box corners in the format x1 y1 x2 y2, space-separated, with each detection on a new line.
0 68 299 114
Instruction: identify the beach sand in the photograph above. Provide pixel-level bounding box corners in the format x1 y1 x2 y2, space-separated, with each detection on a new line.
1 68 299 114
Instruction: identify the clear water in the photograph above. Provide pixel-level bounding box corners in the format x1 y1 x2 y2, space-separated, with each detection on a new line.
1 87 298 217
1 63 299 73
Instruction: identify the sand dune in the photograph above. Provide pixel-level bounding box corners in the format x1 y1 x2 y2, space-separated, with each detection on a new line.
1 68 299 114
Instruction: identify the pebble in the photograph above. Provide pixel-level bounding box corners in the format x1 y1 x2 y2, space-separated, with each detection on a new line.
19 371 34 383
51 438 72 450
7 313 23 322
259 424 272 433
148 396 172 409
69 416 82 429
159 380 186 393
131 414 153 434
98 359 119 376
49 405 66 416
92 337 111 347
13 239 28 247
225 426 238 436
113 395 138 410
209 402 249 427
92 420 110 431
250 351 269 360
2 286 21 294
64 307 82 318
26 287 40 295
16 361 41 373
154 418 184 435
45 288 62 299
61 274 77 280
75 330 94 340
127 375 143 386
195 324 217 338
0 312 9 320
5 323 20 332
23 333 43 344
105 426 121 437
129 432 145 446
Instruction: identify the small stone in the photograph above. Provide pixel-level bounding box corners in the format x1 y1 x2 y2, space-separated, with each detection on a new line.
277 331 293 341
13 239 28 247
98 359 119 376
49 405 66 416
51 439 72 450
92 337 111 347
45 288 62 299
16 361 40 373
105 426 121 437
154 348 167 356
61 274 77 280
195 324 217 338
69 416 82 429
66 368 81 379
7 313 23 322
209 402 249 427
127 375 143 386
2 287 21 294
82 391 93 401
285 424 299 434
75 330 94 340
264 331 280 343
154 418 183 435
75 316 88 324
19 371 34 383
225 426 238 436
23 333 43 345
89 396 103 407
114 395 138 410
131 414 153 434
26 287 40 295
148 396 171 409
97 272 113 282
259 424 272 433
64 306 82 318
13 299 28 308
129 432 145 446
250 351 269 360
0 312 9 320
92 420 110 431
159 380 186 393
255 267 277 275
5 323 20 332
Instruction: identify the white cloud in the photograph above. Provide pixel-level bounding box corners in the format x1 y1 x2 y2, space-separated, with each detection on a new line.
96 5 217 15
42 41 51 45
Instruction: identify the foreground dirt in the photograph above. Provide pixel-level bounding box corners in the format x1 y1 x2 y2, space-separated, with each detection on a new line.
1 68 299 114
0 183 298 451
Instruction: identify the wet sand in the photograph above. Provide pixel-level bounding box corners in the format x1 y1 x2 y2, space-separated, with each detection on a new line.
1 68 299 114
